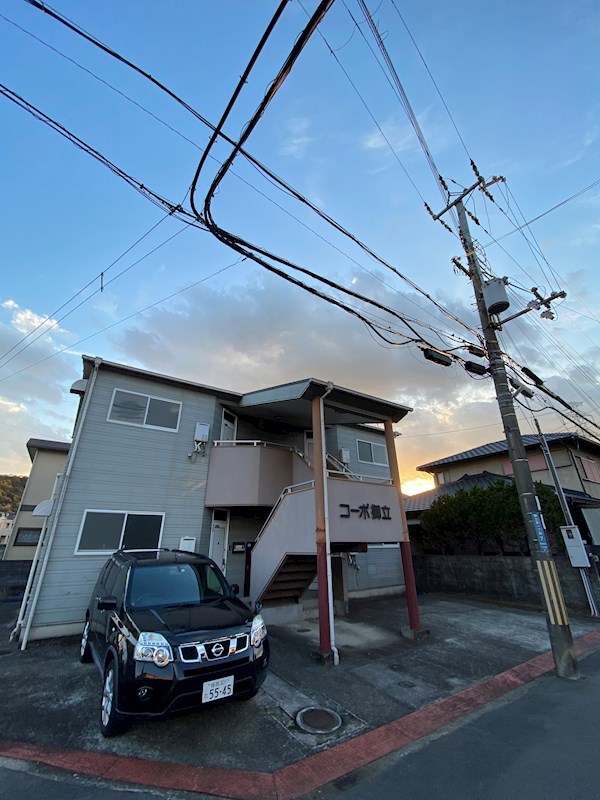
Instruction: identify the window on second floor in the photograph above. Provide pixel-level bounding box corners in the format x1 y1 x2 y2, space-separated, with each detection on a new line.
107 388 181 432
14 527 42 546
357 439 388 466
580 457 600 484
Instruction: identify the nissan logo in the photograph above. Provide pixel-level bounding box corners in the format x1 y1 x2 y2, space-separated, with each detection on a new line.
211 642 225 657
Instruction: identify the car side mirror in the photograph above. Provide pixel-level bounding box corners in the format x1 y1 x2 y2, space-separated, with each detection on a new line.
230 583 240 596
97 595 117 611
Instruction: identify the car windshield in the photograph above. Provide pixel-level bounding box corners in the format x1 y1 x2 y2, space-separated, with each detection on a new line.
128 562 229 609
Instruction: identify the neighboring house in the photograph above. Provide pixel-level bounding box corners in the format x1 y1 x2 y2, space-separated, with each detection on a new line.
0 512 16 555
404 471 513 531
415 433 600 542
3 440 70 561
16 356 415 645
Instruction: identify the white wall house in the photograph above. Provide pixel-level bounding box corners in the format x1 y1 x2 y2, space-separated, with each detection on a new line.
16 356 416 646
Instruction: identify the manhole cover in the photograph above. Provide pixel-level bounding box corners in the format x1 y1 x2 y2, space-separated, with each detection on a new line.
295 706 342 734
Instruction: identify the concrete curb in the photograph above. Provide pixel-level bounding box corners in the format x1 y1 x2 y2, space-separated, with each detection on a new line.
3 628 600 800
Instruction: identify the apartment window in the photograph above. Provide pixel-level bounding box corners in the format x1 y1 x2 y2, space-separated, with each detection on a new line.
14 527 42 546
107 389 181 432
580 457 600 484
357 439 388 466
75 510 164 554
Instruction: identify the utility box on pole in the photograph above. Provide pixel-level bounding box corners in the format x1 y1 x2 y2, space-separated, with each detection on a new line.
561 526 590 568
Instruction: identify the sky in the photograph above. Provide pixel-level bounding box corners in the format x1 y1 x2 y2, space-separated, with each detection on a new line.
1 0 599 492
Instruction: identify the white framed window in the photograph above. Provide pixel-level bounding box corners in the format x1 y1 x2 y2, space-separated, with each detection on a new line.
75 510 164 555
107 388 181 432
357 439 388 466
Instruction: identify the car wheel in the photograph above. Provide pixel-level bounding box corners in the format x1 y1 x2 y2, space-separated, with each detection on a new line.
100 660 126 737
79 618 92 663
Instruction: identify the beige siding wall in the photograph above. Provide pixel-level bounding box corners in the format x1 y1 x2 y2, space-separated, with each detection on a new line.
4 449 68 561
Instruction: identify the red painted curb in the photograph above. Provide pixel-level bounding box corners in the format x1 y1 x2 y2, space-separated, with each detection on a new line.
2 628 599 800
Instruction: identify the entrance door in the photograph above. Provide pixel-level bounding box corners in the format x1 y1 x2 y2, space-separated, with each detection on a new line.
209 509 230 574
221 410 237 442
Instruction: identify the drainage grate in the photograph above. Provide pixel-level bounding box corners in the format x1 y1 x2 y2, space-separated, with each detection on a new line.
295 706 342 734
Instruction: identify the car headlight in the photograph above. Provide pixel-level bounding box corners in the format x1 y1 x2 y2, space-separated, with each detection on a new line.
251 614 267 647
134 632 173 667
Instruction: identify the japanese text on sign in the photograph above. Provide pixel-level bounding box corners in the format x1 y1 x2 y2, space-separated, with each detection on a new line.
339 503 392 520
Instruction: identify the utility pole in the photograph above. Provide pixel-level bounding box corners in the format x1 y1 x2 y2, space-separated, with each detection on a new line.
449 195 577 677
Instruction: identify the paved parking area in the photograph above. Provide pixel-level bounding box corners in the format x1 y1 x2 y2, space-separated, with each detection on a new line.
1 593 599 797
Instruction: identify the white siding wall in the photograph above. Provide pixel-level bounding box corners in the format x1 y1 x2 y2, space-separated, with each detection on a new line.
29 369 223 631
332 425 390 480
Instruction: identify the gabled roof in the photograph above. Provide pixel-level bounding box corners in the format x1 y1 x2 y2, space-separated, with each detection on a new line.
82 356 242 402
417 432 599 473
81 357 412 428
404 469 600 514
404 472 511 513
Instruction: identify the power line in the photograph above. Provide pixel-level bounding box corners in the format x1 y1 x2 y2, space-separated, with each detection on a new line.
0 257 246 385
356 0 452 212
22 0 479 340
0 82 203 228
387 0 471 160
0 225 191 373
0 212 171 368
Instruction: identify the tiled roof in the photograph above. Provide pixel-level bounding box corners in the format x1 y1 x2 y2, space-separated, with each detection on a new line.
404 469 600 514
404 471 511 512
416 432 594 472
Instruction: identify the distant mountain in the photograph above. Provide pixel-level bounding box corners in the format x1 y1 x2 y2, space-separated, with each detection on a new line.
0 475 27 513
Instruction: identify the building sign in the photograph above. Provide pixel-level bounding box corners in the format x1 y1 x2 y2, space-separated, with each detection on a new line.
339 503 392 520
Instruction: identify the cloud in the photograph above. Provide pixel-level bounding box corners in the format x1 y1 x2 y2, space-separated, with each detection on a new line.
105 269 502 484
279 117 316 158
1 299 19 310
0 305 81 473
362 122 415 154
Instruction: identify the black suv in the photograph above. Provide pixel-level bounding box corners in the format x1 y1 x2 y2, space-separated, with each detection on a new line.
80 549 269 737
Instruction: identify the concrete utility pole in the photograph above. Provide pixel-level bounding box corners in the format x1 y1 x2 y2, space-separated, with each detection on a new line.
454 197 577 678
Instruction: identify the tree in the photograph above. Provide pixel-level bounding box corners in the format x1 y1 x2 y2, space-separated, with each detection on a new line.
419 480 565 556
0 474 27 513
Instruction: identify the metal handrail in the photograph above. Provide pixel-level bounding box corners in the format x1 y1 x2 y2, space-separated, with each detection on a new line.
327 470 393 484
213 439 295 451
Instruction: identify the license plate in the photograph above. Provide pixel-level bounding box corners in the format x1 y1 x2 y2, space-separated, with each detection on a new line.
202 675 234 703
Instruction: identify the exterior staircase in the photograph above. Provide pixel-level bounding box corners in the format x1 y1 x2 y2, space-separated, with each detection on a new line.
260 554 317 605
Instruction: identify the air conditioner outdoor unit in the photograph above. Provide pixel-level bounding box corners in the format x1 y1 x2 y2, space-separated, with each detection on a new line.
339 448 350 464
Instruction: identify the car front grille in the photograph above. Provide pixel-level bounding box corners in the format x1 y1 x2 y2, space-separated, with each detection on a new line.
179 632 249 663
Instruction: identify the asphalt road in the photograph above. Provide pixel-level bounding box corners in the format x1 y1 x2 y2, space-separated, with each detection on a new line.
310 648 600 800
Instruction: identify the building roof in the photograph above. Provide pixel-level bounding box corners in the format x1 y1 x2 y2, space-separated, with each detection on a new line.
26 438 71 461
81 358 412 429
404 470 600 514
239 378 411 427
404 472 511 513
81 356 243 402
416 432 599 473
